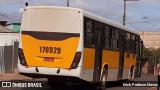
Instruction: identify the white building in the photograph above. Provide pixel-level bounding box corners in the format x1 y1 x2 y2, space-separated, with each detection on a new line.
0 26 19 46
0 33 19 46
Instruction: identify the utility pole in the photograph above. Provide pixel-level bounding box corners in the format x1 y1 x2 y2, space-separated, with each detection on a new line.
123 0 138 26
67 0 69 7
123 0 126 26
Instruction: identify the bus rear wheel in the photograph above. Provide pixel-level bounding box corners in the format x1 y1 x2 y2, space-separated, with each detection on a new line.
99 68 108 90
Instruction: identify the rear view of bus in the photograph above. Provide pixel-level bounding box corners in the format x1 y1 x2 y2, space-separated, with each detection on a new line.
18 6 83 81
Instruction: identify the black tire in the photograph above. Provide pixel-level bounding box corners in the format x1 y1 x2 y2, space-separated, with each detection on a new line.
99 68 108 90
129 67 133 80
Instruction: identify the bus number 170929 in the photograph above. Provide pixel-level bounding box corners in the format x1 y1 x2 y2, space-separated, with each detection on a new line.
39 46 61 54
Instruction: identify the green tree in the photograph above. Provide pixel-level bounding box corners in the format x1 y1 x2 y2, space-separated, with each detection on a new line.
143 47 160 64
156 47 160 64
143 47 153 58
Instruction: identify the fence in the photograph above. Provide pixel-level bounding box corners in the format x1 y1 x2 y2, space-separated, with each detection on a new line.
0 41 19 74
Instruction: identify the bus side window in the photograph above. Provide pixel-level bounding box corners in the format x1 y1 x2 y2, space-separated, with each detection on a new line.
104 26 109 48
109 26 112 49
131 34 136 53
112 28 119 50
84 18 94 47
125 32 131 52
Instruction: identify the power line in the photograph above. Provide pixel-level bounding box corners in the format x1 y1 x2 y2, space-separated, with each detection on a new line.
0 14 18 22
125 2 159 30
131 2 158 28
126 3 151 28
134 1 159 27
135 1 160 30
11 0 23 5
139 0 160 24
130 2 146 18
11 0 48 6
126 19 160 24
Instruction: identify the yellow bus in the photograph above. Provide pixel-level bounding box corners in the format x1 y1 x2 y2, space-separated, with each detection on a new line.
18 6 143 88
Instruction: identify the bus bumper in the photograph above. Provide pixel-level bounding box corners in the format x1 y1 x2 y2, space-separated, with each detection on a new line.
18 63 82 79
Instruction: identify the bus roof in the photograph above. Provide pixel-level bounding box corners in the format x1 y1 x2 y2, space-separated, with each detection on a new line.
24 6 139 35
83 10 139 35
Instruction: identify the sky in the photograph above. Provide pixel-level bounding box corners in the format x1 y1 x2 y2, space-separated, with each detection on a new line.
0 0 160 31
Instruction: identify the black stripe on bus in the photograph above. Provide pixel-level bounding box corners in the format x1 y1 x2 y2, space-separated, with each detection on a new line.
22 31 80 41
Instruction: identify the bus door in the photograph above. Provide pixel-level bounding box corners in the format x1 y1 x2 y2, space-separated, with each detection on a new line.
93 22 103 82
117 33 125 80
138 40 143 77
135 36 143 77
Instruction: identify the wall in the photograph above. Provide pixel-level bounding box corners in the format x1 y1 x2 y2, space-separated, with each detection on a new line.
0 33 19 46
0 42 19 73
0 33 19 73
140 31 160 49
